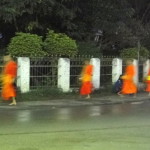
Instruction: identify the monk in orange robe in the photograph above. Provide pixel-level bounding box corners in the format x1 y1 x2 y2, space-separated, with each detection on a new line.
1 55 17 105
79 60 93 99
120 59 137 96
145 69 150 95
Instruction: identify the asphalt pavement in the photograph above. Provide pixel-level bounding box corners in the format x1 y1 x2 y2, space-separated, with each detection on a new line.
0 96 150 150
0 92 149 109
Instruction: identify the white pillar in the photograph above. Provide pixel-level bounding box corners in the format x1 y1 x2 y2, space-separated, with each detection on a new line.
17 61 21 88
90 58 100 89
58 58 70 92
112 58 122 83
143 59 150 79
133 59 138 85
17 57 30 93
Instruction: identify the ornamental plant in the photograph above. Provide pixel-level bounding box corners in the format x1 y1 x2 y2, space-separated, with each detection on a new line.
120 47 149 59
7 32 48 57
43 30 78 56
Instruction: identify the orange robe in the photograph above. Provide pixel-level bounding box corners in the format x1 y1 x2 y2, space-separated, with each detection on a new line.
80 64 93 95
1 61 17 100
145 70 150 92
121 65 137 94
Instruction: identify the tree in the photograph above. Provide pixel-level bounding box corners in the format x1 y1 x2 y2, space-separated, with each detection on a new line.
1 0 150 56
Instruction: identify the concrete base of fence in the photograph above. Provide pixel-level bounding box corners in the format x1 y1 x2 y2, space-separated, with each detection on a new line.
58 58 70 92
17 57 30 93
112 58 122 83
143 59 150 79
91 58 100 89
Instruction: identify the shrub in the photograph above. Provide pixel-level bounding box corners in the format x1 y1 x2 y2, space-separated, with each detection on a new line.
43 30 78 56
120 47 149 59
7 32 48 57
77 41 102 57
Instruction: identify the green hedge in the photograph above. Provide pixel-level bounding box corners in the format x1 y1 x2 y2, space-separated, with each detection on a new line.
43 30 78 56
8 32 47 57
77 41 101 57
120 47 149 59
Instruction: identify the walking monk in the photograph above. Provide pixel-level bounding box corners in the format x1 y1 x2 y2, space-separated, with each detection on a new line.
145 69 150 96
1 55 17 105
79 60 93 99
119 59 137 97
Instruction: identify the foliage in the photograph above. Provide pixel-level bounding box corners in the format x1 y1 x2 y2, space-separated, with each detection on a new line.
120 47 149 59
1 0 150 55
43 30 78 56
77 41 102 57
7 32 47 57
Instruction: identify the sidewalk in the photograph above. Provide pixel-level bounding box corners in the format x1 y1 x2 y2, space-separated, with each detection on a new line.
0 93 149 109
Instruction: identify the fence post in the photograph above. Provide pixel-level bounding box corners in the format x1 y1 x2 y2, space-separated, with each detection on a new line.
112 58 122 83
17 57 30 93
17 60 21 88
58 58 70 92
143 59 150 79
133 59 139 85
90 58 100 89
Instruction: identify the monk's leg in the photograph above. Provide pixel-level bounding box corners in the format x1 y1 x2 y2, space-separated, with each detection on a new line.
85 94 90 99
9 97 16 105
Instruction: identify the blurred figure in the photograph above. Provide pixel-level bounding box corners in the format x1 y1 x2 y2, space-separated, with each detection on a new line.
1 55 17 105
145 69 150 96
113 74 123 95
119 59 137 97
79 60 93 99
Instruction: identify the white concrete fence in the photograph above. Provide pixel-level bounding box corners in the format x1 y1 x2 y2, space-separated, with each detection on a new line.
17 57 150 93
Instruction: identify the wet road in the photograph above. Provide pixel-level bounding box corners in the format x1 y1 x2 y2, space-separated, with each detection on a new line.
0 101 150 150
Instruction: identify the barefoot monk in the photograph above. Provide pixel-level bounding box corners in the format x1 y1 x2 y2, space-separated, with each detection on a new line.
79 60 93 99
1 55 17 105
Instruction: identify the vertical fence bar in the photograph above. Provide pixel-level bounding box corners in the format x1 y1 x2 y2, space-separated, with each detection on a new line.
112 58 122 83
58 58 70 92
17 60 21 88
90 58 100 89
17 57 30 93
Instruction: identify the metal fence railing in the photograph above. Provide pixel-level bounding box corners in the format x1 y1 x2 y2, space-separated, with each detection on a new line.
100 57 113 88
138 58 147 82
29 57 147 90
30 57 58 89
0 56 147 91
